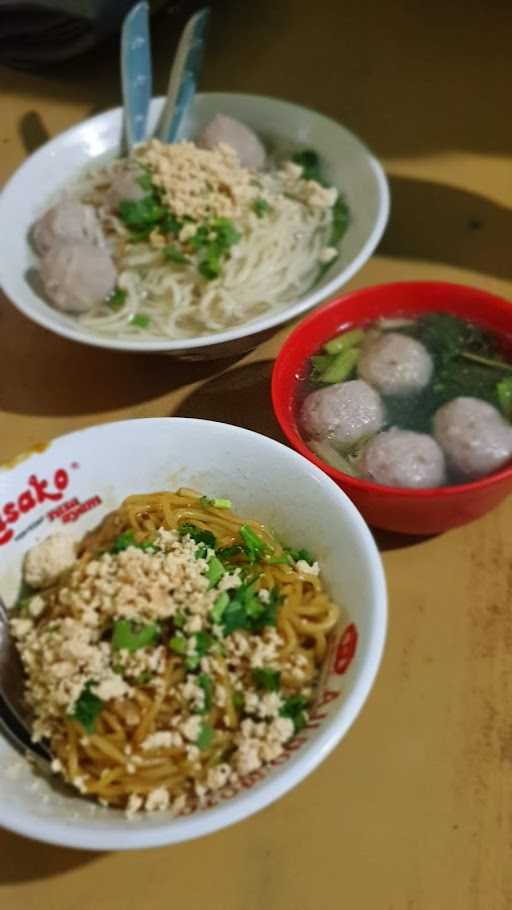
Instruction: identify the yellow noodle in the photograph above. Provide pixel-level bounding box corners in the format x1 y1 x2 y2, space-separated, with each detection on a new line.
32 490 340 812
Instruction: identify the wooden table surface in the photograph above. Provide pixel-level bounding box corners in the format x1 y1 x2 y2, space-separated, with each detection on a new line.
1 2 512 907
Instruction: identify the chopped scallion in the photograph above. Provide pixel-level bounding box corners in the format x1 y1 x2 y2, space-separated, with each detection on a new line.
206 556 225 589
112 619 160 653
211 590 230 623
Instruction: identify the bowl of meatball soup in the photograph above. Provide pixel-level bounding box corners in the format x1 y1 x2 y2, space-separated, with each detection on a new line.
0 94 389 359
272 282 512 535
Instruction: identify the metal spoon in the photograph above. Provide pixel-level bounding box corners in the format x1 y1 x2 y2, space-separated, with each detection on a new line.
0 597 51 764
157 6 210 143
121 1 152 154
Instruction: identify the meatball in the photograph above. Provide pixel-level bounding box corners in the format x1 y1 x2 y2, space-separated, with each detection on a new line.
433 397 512 480
24 533 76 589
358 332 433 396
107 161 147 208
301 379 384 449
197 114 266 170
40 241 117 314
32 200 103 256
361 428 446 488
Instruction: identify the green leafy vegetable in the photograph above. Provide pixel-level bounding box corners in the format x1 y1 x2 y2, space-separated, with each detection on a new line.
323 328 365 355
292 149 322 182
169 635 187 655
117 184 181 241
162 245 188 264
108 288 127 310
137 539 158 553
280 694 308 734
111 530 136 552
211 591 230 623
220 589 256 636
195 631 214 654
200 496 232 510
210 217 241 250
221 582 281 636
198 248 222 280
310 331 364 384
197 673 214 712
330 196 350 244
135 670 153 686
396 312 495 370
111 531 156 553
216 544 244 561
197 722 214 751
130 314 150 329
71 682 104 733
174 612 186 628
186 631 214 670
232 690 245 710
292 150 349 253
252 668 281 691
178 524 217 549
497 376 512 420
189 224 210 251
136 170 154 192
206 556 225 589
252 197 270 218
378 312 512 433
192 217 241 282
284 546 316 566
318 347 360 384
239 525 267 563
111 619 160 653
118 196 167 229
160 211 182 235
310 354 336 382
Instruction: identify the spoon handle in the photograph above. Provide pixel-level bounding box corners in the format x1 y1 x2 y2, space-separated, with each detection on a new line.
0 692 51 764
157 6 210 144
121 1 152 154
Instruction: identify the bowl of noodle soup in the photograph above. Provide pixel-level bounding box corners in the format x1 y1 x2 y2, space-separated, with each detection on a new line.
0 94 389 358
0 418 386 849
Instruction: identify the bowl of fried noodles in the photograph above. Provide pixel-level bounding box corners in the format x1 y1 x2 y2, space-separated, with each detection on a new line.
0 417 386 849
0 93 389 359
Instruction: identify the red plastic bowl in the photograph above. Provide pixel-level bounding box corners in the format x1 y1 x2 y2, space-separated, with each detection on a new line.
272 281 512 535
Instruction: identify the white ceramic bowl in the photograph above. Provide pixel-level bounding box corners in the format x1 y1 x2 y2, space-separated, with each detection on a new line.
0 418 387 849
0 94 389 358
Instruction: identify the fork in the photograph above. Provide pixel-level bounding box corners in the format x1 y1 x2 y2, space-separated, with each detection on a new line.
0 597 51 764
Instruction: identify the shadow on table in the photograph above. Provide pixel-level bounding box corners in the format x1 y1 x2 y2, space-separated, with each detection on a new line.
381 175 512 282
0 301 242 418
0 828 100 884
18 110 51 154
4 0 512 160
373 528 440 552
172 359 286 442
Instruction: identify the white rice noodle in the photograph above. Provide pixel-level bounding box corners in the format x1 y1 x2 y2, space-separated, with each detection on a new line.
70 159 335 340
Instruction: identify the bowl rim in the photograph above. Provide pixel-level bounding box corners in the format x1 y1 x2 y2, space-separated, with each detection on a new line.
0 92 390 354
272 280 512 498
0 417 387 850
